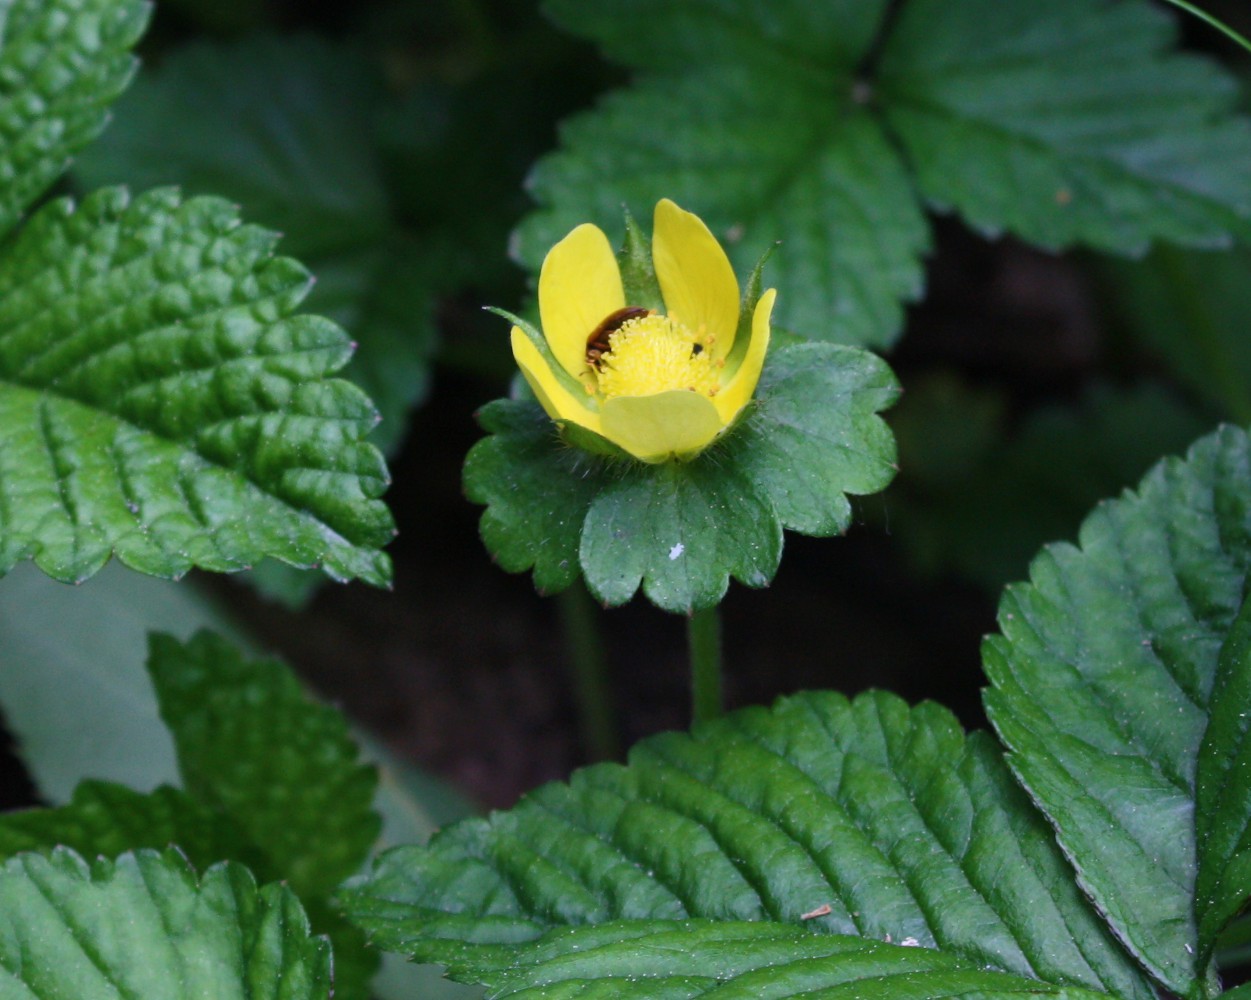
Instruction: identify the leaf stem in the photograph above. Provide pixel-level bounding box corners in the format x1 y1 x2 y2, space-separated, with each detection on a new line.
555 585 621 761
688 606 724 725
1158 0 1251 55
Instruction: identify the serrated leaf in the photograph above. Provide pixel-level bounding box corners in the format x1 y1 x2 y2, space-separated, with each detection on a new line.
73 36 437 455
0 185 395 586
878 0 1251 253
0 848 330 999
430 920 1119 1000
0 780 259 871
0 0 149 240
1195 596 1251 960
343 690 1155 1000
983 425 1251 999
147 630 380 899
514 29 929 348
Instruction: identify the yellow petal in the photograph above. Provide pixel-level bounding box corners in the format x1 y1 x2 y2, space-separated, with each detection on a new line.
601 390 723 463
511 326 603 435
652 199 739 360
713 288 775 424
538 223 626 379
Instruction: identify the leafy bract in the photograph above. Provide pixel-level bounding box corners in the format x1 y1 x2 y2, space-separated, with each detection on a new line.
0 849 330 999
984 424 1251 999
342 690 1154 1000
0 0 149 240
518 0 1251 349
148 630 380 899
465 343 898 613
73 36 436 456
0 186 395 586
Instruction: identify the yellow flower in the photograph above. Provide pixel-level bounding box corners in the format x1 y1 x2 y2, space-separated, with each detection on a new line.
510 199 776 464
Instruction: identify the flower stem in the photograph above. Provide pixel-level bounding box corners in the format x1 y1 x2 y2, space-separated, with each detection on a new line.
688 606 724 725
1158 0 1251 54
555 584 620 761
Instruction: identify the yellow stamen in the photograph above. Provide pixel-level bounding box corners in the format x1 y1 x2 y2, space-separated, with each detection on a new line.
594 314 719 400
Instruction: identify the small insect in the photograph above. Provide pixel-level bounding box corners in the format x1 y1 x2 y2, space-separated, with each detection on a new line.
586 306 649 369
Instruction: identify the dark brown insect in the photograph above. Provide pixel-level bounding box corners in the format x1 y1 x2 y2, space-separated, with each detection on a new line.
586 306 649 369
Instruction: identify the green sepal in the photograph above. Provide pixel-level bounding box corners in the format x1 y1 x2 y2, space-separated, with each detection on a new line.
724 242 778 375
486 306 599 411
618 207 665 313
464 342 899 613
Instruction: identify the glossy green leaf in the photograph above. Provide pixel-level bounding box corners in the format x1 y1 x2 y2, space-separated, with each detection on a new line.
466 344 897 613
1195 596 1251 960
878 0 1251 252
983 425 1251 999
73 36 437 455
427 921 1120 1000
0 780 257 870
0 186 395 586
0 0 149 240
343 690 1154 1000
148 630 380 899
0 848 330 998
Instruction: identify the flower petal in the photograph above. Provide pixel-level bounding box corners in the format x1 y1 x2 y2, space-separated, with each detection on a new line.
538 223 626 379
511 326 603 434
652 199 739 358
713 288 775 424
601 390 724 463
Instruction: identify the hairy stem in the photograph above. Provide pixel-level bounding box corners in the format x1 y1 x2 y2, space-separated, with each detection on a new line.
688 606 724 725
556 584 621 761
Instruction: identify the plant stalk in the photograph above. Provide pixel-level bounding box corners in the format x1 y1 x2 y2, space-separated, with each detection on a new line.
688 605 724 725
555 584 620 761
1158 0 1251 54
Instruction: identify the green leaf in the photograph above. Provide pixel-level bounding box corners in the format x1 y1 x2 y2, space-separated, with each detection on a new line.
73 35 437 455
1195 595 1251 960
428 921 1120 1000
342 690 1155 1000
466 344 898 612
0 780 258 871
0 848 331 998
0 0 149 240
0 185 395 586
514 56 930 348
983 424 1251 999
147 630 380 899
519 0 1251 351
878 0 1251 253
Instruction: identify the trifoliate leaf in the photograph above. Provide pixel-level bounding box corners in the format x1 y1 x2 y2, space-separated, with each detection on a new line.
519 0 1251 350
73 36 436 456
878 0 1251 253
0 0 149 240
0 186 395 586
147 631 380 899
0 849 331 999
1195 596 1251 962
342 690 1155 1000
465 343 897 613
983 424 1251 999
0 780 258 871
428 921 1120 1000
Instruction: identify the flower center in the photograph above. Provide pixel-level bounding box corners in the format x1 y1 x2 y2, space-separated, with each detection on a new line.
593 313 720 399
